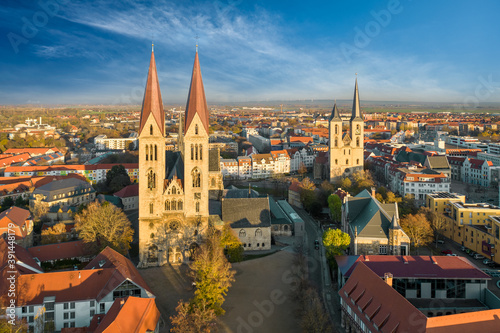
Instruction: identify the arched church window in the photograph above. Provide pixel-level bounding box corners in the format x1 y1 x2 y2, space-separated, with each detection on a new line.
356 159 360 164
211 178 216 187
335 125 338 135
192 168 201 188
172 187 177 195
178 200 183 210
149 203 153 214
172 200 177 210
335 159 338 165
146 145 149 161
195 201 200 212
154 145 157 161
148 170 156 190
191 144 194 160
195 124 198 135
199 144 202 160
195 144 198 160
149 145 153 161
255 229 263 238
346 159 349 165
334 138 338 147
165 200 170 210
239 229 246 237
356 137 360 147
150 125 153 135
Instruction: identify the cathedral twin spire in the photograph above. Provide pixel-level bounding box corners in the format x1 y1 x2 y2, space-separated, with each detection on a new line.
330 78 362 122
184 50 210 135
139 49 165 136
139 47 209 138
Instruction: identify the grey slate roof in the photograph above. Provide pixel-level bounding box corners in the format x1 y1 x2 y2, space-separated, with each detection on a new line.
35 177 91 192
346 189 399 238
395 150 426 165
269 197 292 225
166 151 184 180
223 188 260 199
222 197 271 228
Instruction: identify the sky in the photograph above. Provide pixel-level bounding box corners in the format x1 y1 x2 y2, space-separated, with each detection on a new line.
0 0 499 105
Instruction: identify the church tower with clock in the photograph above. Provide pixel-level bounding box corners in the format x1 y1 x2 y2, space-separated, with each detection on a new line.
328 78 364 182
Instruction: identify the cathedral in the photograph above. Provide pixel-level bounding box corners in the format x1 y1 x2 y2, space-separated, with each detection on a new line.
137 47 223 267
328 79 364 182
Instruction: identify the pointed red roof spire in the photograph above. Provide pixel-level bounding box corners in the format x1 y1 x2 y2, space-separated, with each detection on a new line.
184 50 209 134
139 47 164 136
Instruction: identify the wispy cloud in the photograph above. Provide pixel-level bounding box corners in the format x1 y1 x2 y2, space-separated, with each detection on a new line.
1 0 492 104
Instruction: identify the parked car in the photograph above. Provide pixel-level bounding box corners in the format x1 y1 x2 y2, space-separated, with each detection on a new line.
483 259 494 265
446 254 458 256
441 249 453 255
488 262 500 268
474 254 485 260
468 251 476 257
461 246 466 251
437 240 445 244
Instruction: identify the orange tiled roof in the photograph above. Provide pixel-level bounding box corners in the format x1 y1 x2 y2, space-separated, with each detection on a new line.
93 297 160 333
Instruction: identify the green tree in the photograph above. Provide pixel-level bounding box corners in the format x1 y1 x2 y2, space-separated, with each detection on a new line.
220 223 244 263
75 201 134 254
170 300 217 333
41 222 67 244
105 165 131 193
322 229 350 258
299 178 316 212
398 194 417 217
190 227 236 316
353 170 375 192
1 196 14 211
419 207 448 245
327 194 342 222
400 213 433 254
340 177 352 191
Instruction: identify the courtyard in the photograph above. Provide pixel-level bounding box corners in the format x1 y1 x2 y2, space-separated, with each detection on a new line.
141 250 301 333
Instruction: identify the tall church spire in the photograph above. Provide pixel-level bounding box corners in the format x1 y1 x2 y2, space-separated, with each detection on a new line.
351 77 362 121
139 48 165 136
329 100 341 121
184 50 209 134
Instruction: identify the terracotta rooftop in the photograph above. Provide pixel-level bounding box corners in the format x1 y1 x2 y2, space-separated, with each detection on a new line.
28 240 91 262
339 262 427 332
93 296 160 333
113 184 139 198
337 255 491 280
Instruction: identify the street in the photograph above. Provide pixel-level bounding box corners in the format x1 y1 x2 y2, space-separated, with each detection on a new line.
294 207 344 333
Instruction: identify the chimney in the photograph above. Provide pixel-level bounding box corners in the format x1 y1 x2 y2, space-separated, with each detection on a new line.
371 187 376 197
384 272 393 287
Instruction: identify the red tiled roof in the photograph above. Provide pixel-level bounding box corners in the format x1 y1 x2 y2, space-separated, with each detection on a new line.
339 262 427 332
427 309 500 332
85 247 154 295
28 240 91 262
340 255 490 280
0 206 31 238
93 297 160 333
113 184 139 198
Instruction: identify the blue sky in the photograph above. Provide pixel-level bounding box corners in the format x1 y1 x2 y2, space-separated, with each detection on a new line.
1 0 499 105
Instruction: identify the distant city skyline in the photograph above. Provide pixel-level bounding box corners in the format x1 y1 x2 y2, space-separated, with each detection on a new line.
1 0 499 105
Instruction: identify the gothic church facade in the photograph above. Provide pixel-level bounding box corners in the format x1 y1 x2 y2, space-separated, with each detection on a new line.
137 48 222 267
329 79 364 182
